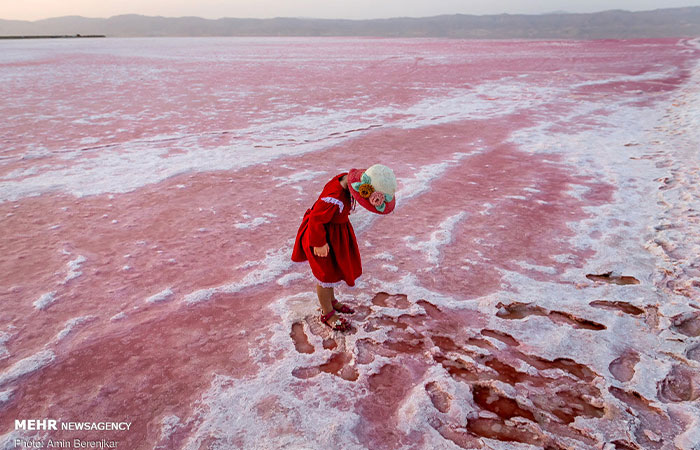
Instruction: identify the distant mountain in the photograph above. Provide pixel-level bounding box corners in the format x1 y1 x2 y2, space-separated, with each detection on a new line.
1 7 699 39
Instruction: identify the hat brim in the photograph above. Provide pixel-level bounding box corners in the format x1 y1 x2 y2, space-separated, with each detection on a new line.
348 168 395 215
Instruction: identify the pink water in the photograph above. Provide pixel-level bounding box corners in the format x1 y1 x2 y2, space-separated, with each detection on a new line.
1 37 700 449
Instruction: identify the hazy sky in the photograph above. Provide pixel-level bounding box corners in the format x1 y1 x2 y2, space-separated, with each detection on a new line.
3 0 700 21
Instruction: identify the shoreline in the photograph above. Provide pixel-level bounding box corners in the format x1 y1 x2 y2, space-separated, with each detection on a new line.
0 35 105 40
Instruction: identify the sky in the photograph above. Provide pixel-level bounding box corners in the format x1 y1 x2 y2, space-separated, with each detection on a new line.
3 0 700 21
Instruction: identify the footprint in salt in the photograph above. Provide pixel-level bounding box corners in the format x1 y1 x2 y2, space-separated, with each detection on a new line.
589 300 644 316
686 343 700 362
424 381 452 413
670 311 700 337
609 387 682 449
657 364 700 402
371 292 411 309
585 272 640 285
471 384 536 422
496 301 606 330
290 322 314 354
291 351 358 382
609 351 640 382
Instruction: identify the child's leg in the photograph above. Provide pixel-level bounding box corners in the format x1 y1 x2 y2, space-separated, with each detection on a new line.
316 284 335 315
317 284 349 328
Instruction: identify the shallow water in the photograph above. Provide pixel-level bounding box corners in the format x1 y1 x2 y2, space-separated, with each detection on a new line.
1 37 699 449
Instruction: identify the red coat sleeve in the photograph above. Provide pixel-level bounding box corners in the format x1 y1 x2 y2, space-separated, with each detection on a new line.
307 198 339 248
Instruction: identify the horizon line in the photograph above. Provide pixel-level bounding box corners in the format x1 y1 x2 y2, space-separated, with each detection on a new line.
3 5 699 23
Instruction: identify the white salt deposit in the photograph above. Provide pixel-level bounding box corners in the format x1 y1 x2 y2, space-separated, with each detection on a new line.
63 255 86 283
0 332 10 360
110 312 127 322
0 350 55 386
0 388 13 405
184 244 293 304
56 316 96 341
233 216 270 229
403 212 467 265
146 288 174 304
158 415 182 442
33 291 57 310
372 252 394 261
276 272 305 287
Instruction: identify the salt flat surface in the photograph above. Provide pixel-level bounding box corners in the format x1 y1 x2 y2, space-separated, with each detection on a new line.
1 37 700 449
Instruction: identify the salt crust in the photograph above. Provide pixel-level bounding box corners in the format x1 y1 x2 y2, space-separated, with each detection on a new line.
0 332 9 360
403 212 467 265
2 75 553 203
33 292 57 310
146 288 174 304
0 350 55 386
56 316 96 341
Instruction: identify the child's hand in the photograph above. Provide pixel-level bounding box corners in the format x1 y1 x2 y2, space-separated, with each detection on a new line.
313 243 329 257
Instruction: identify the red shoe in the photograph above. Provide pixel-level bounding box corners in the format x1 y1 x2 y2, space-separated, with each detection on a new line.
320 310 351 331
332 299 355 314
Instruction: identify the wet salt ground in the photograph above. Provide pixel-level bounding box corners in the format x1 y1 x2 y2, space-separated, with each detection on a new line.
1 37 700 449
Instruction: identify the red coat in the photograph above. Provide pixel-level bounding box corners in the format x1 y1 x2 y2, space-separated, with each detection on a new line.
291 173 362 286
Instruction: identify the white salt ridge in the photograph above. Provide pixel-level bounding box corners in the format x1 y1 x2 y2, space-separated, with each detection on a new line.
395 152 471 202
233 216 269 229
63 255 86 283
110 312 127 321
273 169 327 193
56 316 96 341
157 415 182 444
0 388 13 405
403 212 467 265
0 332 10 360
572 68 679 88
1 76 560 204
0 350 55 386
372 252 394 261
146 288 174 304
276 272 305 287
183 244 293 304
33 291 57 310
382 264 399 272
79 137 100 145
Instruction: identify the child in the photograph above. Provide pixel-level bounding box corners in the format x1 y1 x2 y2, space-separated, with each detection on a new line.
291 164 397 331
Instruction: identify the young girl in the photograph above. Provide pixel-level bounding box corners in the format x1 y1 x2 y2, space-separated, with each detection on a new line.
291 164 397 331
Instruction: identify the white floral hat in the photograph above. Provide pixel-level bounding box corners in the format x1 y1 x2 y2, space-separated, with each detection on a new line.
348 164 397 215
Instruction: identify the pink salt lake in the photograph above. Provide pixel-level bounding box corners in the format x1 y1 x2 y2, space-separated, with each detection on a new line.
1 37 700 449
